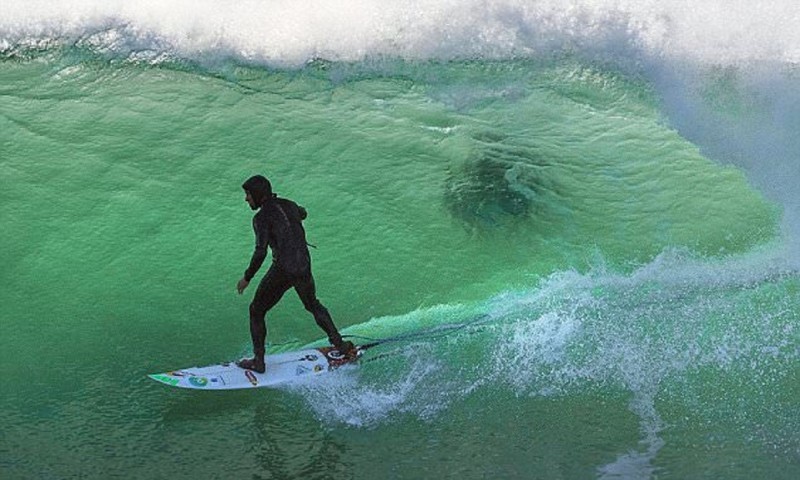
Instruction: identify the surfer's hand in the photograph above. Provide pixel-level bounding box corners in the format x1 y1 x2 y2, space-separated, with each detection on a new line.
237 277 250 294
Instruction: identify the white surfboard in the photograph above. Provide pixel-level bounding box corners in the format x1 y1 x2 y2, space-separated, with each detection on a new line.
148 345 364 390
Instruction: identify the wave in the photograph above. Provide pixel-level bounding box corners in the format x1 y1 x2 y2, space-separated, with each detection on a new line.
4 3 798 261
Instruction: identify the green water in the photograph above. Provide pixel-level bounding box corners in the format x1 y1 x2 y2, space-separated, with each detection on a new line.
2 53 798 479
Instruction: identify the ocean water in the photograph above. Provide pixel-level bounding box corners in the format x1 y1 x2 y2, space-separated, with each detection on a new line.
1 1 799 479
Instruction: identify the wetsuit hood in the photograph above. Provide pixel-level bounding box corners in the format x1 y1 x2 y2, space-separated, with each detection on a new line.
242 175 273 206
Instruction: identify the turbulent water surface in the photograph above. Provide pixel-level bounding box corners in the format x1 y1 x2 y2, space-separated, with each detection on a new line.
2 1 799 479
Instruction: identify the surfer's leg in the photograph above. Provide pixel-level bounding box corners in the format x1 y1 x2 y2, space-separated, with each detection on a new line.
246 265 292 369
293 273 347 349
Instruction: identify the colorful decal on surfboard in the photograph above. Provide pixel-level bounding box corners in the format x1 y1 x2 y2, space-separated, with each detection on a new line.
150 374 180 386
188 377 209 388
245 370 258 386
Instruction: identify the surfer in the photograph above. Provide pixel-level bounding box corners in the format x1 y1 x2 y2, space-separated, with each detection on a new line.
236 174 355 373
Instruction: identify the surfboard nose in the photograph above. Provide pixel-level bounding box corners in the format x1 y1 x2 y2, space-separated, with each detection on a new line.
148 373 180 387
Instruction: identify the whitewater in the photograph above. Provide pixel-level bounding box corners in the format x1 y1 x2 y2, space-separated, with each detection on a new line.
2 1 798 479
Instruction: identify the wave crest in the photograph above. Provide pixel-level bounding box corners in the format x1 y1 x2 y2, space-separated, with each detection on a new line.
3 1 799 67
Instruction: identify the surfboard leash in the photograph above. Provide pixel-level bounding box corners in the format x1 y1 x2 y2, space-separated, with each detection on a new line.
344 313 491 351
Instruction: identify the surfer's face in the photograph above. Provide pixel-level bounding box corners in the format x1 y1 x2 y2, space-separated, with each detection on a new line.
245 190 257 210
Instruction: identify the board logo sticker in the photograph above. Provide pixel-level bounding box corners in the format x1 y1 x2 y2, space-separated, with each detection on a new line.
303 354 319 362
188 377 209 387
245 370 258 386
296 365 311 376
313 365 324 373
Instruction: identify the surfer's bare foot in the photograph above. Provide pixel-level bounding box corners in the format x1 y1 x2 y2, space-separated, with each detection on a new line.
237 357 266 374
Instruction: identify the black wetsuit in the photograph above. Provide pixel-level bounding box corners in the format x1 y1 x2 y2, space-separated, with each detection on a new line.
244 194 343 359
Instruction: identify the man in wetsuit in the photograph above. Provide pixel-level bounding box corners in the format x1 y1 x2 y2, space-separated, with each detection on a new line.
236 174 354 373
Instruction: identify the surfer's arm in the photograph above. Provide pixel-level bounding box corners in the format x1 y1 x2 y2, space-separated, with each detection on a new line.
243 249 267 283
243 215 269 282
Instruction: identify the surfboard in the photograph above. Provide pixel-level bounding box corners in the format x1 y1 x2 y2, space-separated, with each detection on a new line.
148 345 364 390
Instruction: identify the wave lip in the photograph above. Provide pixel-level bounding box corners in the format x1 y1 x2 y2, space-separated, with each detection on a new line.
3 1 799 66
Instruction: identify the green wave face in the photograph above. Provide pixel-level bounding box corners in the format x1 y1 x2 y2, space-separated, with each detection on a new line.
1 48 797 479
